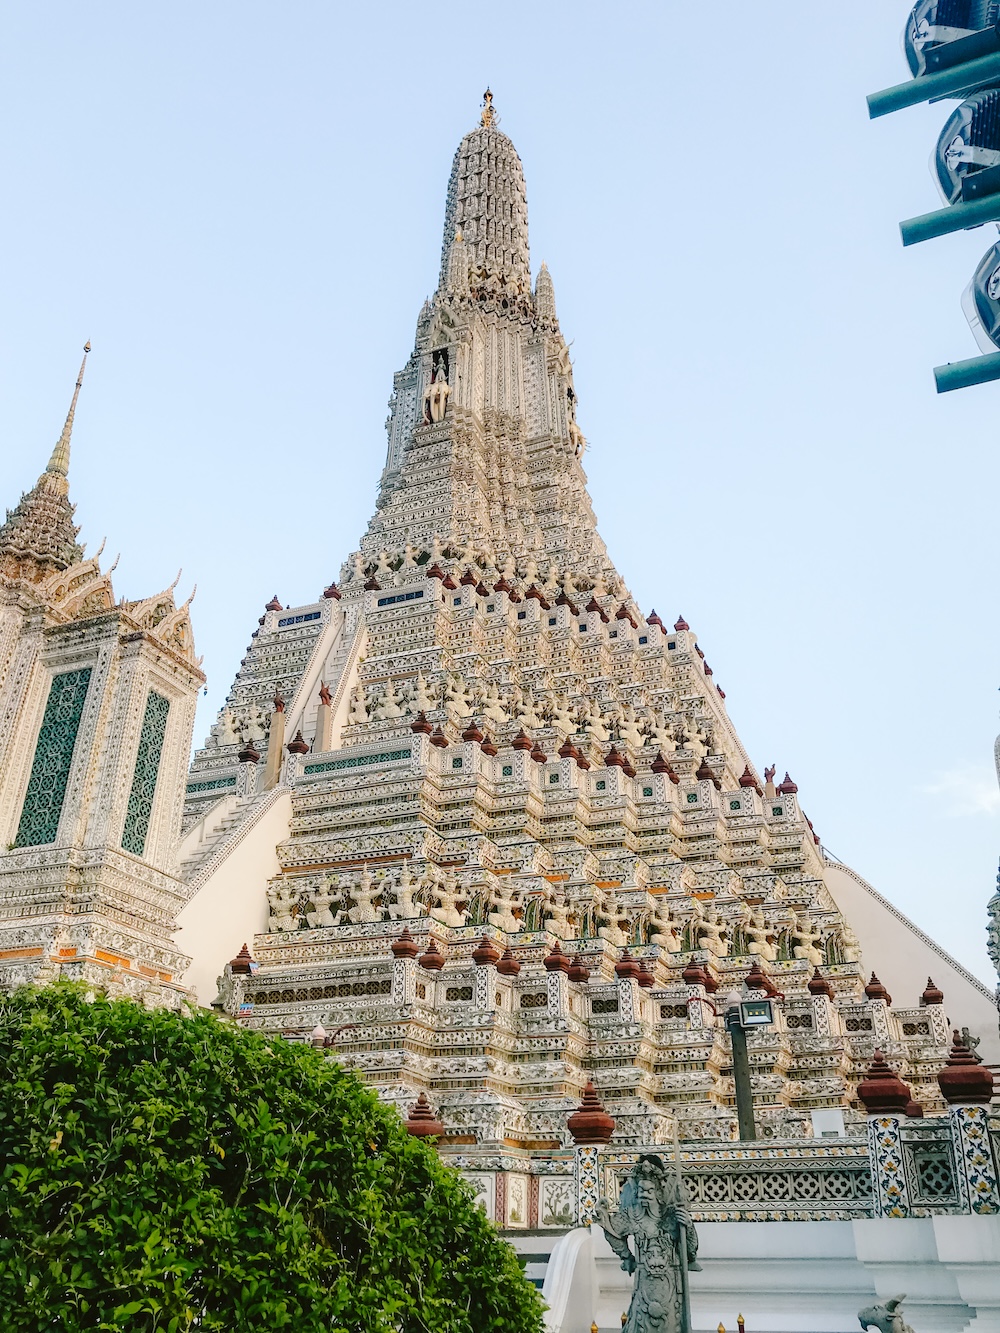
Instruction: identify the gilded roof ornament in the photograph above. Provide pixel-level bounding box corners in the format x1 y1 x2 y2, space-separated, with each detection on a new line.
46 341 91 489
480 88 496 129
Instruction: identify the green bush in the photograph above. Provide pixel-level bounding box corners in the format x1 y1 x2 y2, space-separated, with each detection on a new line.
0 983 545 1333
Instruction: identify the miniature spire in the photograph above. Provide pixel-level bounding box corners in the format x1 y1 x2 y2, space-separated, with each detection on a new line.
0 344 92 582
480 87 496 128
535 262 557 322
44 342 90 492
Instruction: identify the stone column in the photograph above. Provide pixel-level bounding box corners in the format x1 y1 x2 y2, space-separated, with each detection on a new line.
858 1050 915 1218
315 682 334 753
949 1106 1000 1214
235 739 260 798
472 933 500 1009
548 966 570 1020
938 1029 999 1215
283 730 310 784
391 929 419 1004
568 1082 615 1226
573 1144 601 1227
617 973 636 1021
262 693 286 790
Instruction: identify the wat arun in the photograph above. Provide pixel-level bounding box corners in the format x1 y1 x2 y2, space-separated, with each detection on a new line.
2 97 997 1195
178 93 998 1145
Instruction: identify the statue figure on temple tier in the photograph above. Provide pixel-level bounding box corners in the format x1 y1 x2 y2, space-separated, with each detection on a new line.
389 862 426 921
347 865 383 924
595 1154 700 1333
792 914 824 967
267 884 298 933
488 883 522 934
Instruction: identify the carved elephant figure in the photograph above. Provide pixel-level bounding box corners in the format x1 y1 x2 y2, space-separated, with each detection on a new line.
859 1296 913 1333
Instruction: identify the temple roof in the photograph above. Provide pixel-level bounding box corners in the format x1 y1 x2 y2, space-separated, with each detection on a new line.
438 91 530 295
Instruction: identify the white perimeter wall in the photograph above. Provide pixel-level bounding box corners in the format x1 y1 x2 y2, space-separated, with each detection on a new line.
545 1216 1000 1333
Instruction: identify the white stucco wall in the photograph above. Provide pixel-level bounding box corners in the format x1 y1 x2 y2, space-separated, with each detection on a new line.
824 862 999 1067
545 1216 1000 1333
176 791 291 1006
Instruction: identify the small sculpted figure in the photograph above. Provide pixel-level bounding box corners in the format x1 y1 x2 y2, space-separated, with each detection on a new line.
583 702 610 746
696 902 728 958
792 914 824 968
489 884 523 934
347 865 383 925
217 708 239 747
839 921 863 964
481 681 509 730
618 704 645 752
517 690 545 731
597 888 629 949
646 709 677 753
267 884 298 933
430 869 467 927
746 910 778 962
682 721 708 758
549 693 577 738
348 685 369 725
858 1297 914 1333
412 671 435 714
543 890 575 940
649 899 682 954
389 862 426 921
377 678 405 721
595 1154 700 1333
444 673 474 719
305 881 338 929
423 366 450 423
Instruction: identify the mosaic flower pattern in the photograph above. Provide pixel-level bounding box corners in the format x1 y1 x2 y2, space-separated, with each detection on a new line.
14 668 92 848
121 691 169 857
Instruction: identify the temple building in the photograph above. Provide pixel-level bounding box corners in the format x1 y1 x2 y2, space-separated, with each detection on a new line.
172 94 998 1159
1 98 998 1266
0 346 203 1006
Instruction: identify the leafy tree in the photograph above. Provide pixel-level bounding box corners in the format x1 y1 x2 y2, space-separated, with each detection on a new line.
0 983 546 1333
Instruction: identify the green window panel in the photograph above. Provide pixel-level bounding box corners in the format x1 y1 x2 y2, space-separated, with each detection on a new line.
14 667 93 847
121 690 170 857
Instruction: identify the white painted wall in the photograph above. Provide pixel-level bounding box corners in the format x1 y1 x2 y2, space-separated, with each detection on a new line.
176 791 291 1006
544 1217 1000 1333
825 862 1000 1067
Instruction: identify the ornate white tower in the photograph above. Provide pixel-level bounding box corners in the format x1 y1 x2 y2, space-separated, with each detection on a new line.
178 98 999 1197
373 90 605 575
0 347 204 1005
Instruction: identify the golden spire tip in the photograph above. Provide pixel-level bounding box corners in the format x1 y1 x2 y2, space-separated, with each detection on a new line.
45 341 91 482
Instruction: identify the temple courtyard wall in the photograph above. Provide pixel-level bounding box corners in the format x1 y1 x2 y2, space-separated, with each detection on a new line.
539 1215 1000 1333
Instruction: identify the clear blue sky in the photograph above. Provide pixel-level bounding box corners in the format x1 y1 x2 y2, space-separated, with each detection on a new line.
1 4 997 988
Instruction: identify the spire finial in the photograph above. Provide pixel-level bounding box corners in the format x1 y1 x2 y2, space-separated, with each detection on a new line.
481 88 496 129
45 342 90 487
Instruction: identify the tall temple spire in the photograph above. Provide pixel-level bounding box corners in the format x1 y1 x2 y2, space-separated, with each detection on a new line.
438 89 530 294
0 344 91 583
480 87 496 129
44 341 90 494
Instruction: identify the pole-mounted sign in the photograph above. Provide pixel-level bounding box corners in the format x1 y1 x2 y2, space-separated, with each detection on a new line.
868 2 1000 390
